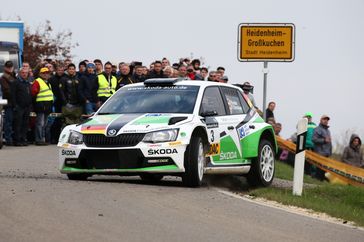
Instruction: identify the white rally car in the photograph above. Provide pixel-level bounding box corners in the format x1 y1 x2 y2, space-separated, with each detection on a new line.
58 79 277 187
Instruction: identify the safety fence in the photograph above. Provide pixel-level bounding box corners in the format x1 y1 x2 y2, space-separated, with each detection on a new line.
276 136 364 187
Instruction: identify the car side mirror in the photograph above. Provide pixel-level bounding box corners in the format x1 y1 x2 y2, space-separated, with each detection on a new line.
200 110 218 117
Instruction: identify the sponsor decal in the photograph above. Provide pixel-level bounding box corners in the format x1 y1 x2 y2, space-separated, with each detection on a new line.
169 141 182 146
180 132 186 137
148 144 162 147
61 150 76 156
146 113 162 117
61 144 70 148
207 143 220 156
148 159 169 164
238 125 250 139
148 148 178 155
220 151 238 160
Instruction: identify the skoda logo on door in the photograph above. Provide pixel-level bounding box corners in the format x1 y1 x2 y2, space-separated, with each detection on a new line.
107 129 117 136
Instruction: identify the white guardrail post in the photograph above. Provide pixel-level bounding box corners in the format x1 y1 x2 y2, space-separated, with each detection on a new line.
293 118 308 196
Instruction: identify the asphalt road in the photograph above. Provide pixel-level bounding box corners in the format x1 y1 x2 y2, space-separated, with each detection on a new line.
0 145 363 242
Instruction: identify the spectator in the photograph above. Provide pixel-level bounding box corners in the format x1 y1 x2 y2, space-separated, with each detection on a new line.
178 65 188 78
161 58 170 69
200 67 208 81
274 123 282 136
191 59 201 73
80 63 98 115
0 61 16 146
48 65 65 143
265 101 276 122
116 64 135 89
147 61 165 79
207 71 218 82
13 68 32 146
186 65 196 80
303 112 317 176
94 59 103 74
304 112 316 150
132 65 147 82
220 76 228 83
77 61 87 78
59 63 84 126
96 62 117 105
312 114 332 180
217 66 225 76
31 67 54 145
163 66 174 78
111 64 118 76
341 134 364 168
239 82 258 109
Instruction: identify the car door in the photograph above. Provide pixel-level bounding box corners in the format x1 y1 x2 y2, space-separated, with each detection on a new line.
200 86 243 165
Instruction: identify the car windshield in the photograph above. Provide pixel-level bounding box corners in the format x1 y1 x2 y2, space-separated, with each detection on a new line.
98 85 200 114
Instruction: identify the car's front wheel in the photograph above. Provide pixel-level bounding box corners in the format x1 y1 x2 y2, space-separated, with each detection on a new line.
182 136 206 187
67 173 89 181
247 139 275 187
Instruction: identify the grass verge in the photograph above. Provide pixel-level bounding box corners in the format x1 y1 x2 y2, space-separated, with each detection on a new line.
249 161 364 227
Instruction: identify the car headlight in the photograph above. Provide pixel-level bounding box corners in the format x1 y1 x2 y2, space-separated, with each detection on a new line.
68 131 83 145
142 129 179 143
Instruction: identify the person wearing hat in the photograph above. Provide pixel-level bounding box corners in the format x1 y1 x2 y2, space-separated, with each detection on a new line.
304 112 317 150
80 63 98 115
312 114 332 180
0 60 16 146
303 112 317 176
31 67 54 145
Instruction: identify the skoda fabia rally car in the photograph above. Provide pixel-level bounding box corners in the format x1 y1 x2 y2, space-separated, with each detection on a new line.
58 78 277 187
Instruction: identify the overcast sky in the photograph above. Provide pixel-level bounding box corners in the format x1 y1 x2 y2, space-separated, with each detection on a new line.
1 0 363 148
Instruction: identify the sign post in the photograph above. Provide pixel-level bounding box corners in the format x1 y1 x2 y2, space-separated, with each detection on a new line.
238 23 295 115
293 118 308 196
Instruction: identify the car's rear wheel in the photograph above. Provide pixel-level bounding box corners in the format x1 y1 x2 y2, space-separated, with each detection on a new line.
140 174 164 182
67 173 89 181
247 139 275 187
182 136 205 187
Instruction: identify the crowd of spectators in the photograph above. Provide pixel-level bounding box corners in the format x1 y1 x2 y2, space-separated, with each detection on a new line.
1 56 362 177
0 57 228 146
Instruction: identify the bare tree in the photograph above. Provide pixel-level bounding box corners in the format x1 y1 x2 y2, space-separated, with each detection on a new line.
23 20 78 67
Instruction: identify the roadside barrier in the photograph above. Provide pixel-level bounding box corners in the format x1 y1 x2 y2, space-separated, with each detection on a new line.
276 136 364 187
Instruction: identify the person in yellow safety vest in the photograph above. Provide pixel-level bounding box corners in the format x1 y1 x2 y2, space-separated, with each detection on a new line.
96 61 117 107
31 67 54 146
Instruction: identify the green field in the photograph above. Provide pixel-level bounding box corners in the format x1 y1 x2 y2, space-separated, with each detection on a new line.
249 161 364 227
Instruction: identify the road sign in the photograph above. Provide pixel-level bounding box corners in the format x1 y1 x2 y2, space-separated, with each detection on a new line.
238 23 295 62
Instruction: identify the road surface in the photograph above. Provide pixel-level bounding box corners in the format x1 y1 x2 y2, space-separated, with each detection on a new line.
0 145 363 242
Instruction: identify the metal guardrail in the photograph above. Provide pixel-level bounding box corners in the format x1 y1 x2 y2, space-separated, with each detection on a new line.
276 136 364 187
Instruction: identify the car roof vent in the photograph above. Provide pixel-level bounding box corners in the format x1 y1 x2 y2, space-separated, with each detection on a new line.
144 78 188 87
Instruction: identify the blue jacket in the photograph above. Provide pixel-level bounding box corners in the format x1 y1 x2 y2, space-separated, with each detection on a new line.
312 124 332 157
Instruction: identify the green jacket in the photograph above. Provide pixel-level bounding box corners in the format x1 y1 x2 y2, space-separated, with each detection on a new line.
306 121 316 149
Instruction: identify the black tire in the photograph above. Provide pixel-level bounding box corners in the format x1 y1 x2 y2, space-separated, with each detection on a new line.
140 174 164 182
247 139 275 187
182 136 206 187
67 173 89 181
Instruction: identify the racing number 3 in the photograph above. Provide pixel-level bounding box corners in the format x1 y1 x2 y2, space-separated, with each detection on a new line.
210 130 214 142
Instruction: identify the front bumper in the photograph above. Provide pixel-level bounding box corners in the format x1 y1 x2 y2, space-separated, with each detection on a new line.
58 142 187 174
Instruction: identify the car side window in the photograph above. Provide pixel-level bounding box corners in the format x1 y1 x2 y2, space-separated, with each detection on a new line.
221 87 246 115
238 91 251 113
200 87 227 116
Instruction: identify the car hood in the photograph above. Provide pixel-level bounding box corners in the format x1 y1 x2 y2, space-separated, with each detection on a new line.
79 113 193 136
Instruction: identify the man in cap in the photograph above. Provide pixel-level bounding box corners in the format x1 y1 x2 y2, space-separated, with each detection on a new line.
303 112 317 176
312 114 332 180
0 61 16 145
31 67 54 145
